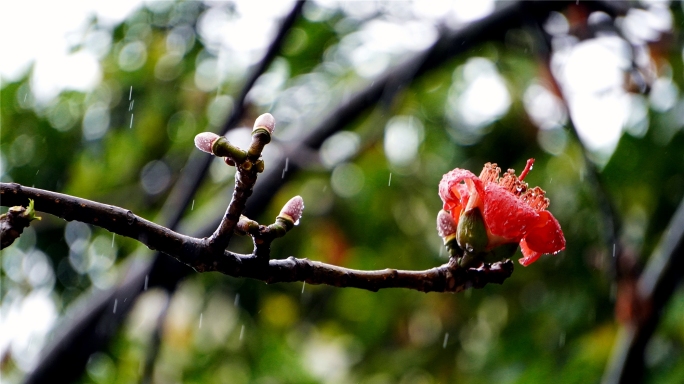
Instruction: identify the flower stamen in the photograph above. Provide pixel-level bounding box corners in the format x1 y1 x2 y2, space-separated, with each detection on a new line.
521 186 550 211
498 169 528 197
479 162 501 184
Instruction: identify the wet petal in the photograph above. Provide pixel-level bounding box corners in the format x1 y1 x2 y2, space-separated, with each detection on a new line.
523 210 565 254
519 238 543 266
439 168 483 211
483 184 538 241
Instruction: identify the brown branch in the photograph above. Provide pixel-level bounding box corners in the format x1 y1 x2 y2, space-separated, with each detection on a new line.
0 182 513 292
206 130 270 253
1 200 40 249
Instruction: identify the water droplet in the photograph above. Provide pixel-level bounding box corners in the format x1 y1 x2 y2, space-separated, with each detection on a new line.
239 325 245 340
113 299 118 314
234 294 240 307
144 275 148 290
443 333 449 348
199 313 203 329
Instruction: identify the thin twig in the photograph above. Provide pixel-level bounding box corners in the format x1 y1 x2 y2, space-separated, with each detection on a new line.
158 0 306 228
1 182 513 292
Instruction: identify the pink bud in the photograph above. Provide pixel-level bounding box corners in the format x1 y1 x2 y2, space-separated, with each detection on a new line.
194 132 220 154
253 113 275 134
437 210 457 239
279 195 304 225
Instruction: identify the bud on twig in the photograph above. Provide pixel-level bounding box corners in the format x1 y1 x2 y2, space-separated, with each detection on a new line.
248 113 275 158
194 132 220 154
436 210 457 243
253 113 275 134
278 196 304 226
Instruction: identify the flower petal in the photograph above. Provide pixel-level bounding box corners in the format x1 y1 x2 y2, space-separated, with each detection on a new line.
519 238 543 266
483 184 538 241
523 210 565 254
439 169 483 213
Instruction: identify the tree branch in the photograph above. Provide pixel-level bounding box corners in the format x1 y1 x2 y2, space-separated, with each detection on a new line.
1 199 40 249
1 182 513 293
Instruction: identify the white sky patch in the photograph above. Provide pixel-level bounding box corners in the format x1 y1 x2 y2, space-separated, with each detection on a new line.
0 0 143 104
384 116 424 168
523 83 567 130
554 36 632 155
447 57 511 130
450 0 495 23
321 131 360 169
0 290 58 372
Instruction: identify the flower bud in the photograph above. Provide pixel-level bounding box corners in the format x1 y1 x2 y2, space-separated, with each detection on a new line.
456 207 489 254
253 113 275 134
436 210 456 243
278 195 304 225
194 132 220 154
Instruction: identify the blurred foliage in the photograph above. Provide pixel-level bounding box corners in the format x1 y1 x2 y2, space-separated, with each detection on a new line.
2 1 684 384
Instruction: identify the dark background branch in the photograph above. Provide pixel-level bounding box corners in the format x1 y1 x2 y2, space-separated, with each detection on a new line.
602 197 684 383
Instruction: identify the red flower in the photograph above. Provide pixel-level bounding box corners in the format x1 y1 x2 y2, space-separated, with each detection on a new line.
439 159 565 266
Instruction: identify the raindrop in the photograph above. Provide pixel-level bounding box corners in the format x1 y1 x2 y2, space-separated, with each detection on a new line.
234 294 240 307
111 233 115 248
113 299 118 314
129 86 132 100
36 170 39 175
301 282 306 294
191 199 195 210
443 333 449 348
612 243 616 258
24 94 27 102
239 325 245 340
282 158 289 179
130 114 134 128
144 275 148 290
199 313 203 329
388 173 392 186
